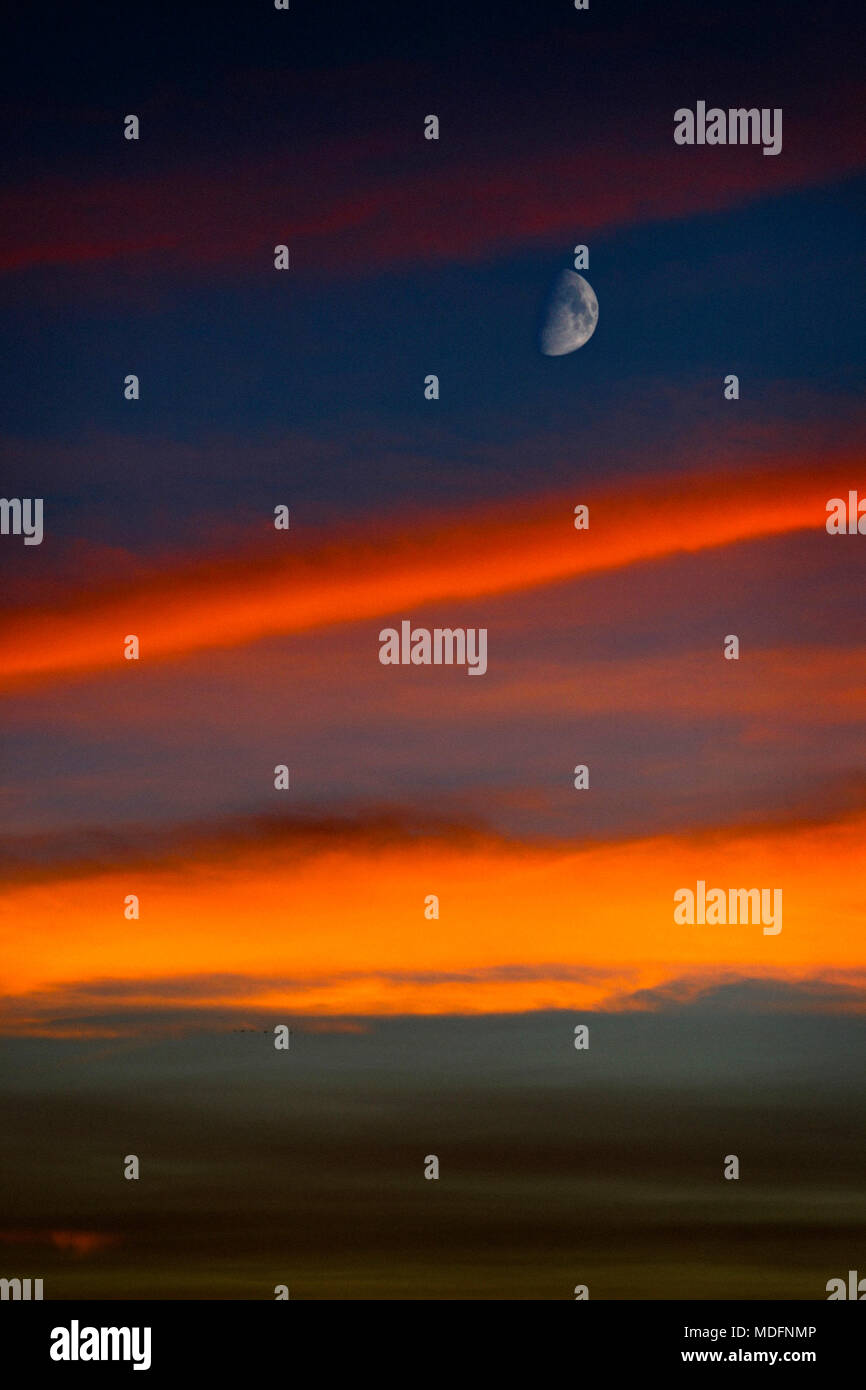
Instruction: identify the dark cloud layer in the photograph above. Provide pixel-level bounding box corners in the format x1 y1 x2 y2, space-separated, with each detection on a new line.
0 1010 864 1297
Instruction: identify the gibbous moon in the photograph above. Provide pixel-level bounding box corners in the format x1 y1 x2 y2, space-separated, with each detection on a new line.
540 269 599 355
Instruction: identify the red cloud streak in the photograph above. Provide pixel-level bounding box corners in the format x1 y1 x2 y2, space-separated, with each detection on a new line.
1 87 863 278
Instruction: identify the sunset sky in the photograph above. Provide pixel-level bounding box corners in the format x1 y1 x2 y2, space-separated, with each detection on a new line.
1 0 864 1298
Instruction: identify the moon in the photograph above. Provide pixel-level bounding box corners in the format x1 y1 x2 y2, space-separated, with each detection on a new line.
539 269 599 355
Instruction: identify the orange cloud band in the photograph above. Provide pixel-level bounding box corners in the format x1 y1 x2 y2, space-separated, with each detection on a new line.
2 809 864 1034
0 461 853 689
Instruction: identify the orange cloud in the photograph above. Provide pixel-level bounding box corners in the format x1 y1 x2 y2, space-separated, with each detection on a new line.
2 809 864 1033
0 1229 118 1255
0 461 853 690
279 643 866 729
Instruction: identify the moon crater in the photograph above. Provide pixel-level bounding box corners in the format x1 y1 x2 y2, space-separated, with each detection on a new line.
540 270 599 355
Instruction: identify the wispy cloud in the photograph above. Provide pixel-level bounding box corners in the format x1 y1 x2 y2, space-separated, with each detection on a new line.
1 458 854 688
2 80 862 284
0 1229 118 1255
2 806 864 1033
